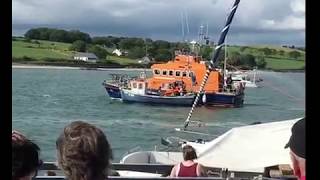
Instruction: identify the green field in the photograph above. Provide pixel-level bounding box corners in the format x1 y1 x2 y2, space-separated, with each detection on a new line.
12 37 305 70
12 39 73 60
265 57 305 70
226 45 305 61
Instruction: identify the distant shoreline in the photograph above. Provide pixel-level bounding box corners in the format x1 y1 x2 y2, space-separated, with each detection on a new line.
12 63 151 71
12 63 303 72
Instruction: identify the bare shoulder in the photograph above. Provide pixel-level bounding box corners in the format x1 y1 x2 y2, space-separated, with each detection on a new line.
196 163 207 176
197 163 204 169
170 164 178 177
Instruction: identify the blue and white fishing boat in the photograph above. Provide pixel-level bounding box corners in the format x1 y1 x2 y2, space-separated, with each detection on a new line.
102 73 131 99
120 79 196 106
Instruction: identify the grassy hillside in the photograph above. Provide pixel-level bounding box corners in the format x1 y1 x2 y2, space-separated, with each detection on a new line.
265 57 305 70
12 37 305 70
225 45 305 70
12 38 73 59
226 45 305 61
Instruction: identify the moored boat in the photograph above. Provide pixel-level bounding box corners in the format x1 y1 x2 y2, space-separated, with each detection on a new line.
101 0 245 108
102 52 245 107
227 69 260 88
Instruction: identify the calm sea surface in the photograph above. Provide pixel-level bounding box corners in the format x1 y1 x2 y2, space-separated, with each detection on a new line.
12 68 305 162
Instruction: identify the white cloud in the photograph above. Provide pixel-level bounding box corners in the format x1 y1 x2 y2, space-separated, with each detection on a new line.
12 0 305 45
291 0 305 14
260 15 304 31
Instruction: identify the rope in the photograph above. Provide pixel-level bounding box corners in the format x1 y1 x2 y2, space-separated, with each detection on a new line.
183 0 241 130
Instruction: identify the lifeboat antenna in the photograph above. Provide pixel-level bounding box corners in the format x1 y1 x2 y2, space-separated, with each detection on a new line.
198 24 204 45
176 0 241 132
185 10 190 42
181 11 185 42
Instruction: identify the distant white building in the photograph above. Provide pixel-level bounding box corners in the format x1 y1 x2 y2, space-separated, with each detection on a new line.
112 49 122 56
74 52 98 63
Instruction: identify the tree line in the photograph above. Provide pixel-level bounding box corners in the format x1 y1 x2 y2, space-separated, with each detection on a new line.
24 27 304 69
25 28 91 43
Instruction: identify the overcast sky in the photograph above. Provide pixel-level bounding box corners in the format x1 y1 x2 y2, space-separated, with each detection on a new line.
12 0 305 46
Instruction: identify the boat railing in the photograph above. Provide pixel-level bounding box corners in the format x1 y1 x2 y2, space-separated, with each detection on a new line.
109 74 131 82
102 74 133 88
120 146 143 160
34 162 289 180
35 176 279 180
34 177 275 180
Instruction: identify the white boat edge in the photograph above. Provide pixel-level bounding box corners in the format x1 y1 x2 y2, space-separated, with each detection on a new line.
120 117 303 173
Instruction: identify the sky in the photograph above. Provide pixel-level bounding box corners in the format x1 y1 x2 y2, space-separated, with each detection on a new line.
12 0 305 46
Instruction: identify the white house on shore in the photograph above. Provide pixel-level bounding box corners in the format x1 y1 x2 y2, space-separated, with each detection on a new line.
112 49 122 56
73 52 98 63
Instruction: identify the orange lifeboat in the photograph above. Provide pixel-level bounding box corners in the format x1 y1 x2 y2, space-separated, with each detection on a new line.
146 52 223 94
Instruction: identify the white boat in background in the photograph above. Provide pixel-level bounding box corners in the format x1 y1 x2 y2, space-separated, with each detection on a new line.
120 117 302 173
228 69 259 88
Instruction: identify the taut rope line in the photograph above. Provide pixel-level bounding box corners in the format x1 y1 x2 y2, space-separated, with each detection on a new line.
183 0 241 130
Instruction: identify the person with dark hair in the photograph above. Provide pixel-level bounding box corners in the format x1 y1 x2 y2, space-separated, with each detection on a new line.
12 130 42 180
226 74 233 91
56 121 113 180
170 145 206 177
285 118 305 180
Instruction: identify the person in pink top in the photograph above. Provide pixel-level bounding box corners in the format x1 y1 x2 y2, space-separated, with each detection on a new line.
285 118 305 180
170 145 206 177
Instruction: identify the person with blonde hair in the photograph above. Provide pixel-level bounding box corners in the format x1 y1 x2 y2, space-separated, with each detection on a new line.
170 145 206 177
285 118 305 180
56 121 113 180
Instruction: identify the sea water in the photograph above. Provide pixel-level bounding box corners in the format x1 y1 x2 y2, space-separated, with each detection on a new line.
12 68 305 162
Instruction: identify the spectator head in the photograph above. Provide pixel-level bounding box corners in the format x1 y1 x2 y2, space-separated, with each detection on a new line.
285 118 305 159
12 130 42 180
182 145 197 161
285 118 305 177
56 121 112 180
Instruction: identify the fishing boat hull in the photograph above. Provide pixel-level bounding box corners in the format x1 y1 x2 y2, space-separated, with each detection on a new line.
103 82 122 99
120 89 195 106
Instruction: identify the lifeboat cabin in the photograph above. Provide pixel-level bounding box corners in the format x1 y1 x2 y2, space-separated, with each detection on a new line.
146 54 223 94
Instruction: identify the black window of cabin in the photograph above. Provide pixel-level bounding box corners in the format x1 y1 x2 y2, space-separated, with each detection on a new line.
182 71 187 77
169 70 173 76
176 71 181 77
154 69 160 75
162 70 167 76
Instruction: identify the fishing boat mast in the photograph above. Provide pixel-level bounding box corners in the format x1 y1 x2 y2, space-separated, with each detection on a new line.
138 38 150 79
